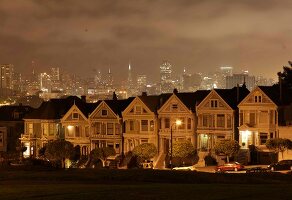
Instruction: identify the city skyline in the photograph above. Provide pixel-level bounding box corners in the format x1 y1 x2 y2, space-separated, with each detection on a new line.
1 0 292 81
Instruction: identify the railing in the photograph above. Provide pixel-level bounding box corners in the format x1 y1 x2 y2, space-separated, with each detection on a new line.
91 134 121 139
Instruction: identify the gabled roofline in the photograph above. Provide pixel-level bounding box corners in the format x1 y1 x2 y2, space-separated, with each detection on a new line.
89 100 119 119
237 86 277 107
61 104 89 123
157 93 192 114
196 89 233 111
122 96 155 117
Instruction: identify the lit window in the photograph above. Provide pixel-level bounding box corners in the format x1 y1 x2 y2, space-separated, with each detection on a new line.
150 120 154 131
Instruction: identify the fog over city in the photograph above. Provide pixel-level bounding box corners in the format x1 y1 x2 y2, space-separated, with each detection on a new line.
0 0 292 81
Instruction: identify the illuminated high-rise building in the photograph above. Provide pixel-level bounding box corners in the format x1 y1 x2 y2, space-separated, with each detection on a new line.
51 67 60 81
0 64 14 89
226 73 255 91
218 66 233 89
127 63 136 96
40 72 51 92
106 68 113 89
160 61 174 93
137 74 147 94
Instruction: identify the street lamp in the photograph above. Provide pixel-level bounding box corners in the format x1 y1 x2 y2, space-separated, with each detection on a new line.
170 119 182 168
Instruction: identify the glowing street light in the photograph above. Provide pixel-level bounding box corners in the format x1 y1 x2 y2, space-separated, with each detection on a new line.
170 119 182 168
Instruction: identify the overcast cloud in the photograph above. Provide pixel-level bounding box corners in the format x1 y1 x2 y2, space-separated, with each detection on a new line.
0 0 291 81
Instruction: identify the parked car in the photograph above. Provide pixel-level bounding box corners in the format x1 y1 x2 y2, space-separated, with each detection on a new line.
267 160 292 171
173 165 196 171
215 162 244 172
246 167 268 173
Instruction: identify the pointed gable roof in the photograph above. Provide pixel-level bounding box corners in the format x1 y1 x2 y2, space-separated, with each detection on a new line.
176 90 211 112
138 93 172 113
215 86 249 109
104 97 135 117
0 105 34 121
24 96 98 120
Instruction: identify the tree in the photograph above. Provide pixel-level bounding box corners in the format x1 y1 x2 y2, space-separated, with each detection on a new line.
90 147 116 167
265 138 292 159
214 140 240 163
277 61 292 90
45 140 74 168
171 140 196 159
132 143 157 161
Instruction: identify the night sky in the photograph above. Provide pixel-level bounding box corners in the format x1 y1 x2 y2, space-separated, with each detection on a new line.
0 0 291 81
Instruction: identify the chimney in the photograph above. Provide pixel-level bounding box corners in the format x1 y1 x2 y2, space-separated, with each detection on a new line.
173 88 178 94
141 92 147 96
113 91 118 101
81 95 86 103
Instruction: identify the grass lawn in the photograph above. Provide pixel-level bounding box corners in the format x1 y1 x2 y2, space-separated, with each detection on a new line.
0 169 292 199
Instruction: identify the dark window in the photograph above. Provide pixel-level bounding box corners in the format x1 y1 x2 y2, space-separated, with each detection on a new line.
187 118 191 129
172 104 178 110
165 118 170 128
101 110 108 116
72 113 79 119
260 133 268 144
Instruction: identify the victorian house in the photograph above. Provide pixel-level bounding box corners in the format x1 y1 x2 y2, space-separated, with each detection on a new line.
122 93 168 153
20 96 82 157
61 100 98 156
196 86 249 156
89 97 134 155
238 86 279 150
0 105 34 153
157 89 210 153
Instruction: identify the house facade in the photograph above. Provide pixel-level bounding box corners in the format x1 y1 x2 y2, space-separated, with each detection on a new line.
89 98 133 155
122 95 163 153
238 86 278 149
196 86 249 154
20 97 82 157
61 103 95 156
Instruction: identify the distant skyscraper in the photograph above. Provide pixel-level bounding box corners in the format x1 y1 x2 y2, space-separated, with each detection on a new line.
51 67 60 81
0 64 14 89
226 73 255 91
94 70 102 85
40 72 51 92
127 63 136 96
160 61 174 93
106 68 113 89
137 74 147 94
218 66 233 89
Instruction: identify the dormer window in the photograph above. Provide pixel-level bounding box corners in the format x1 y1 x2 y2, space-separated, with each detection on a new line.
254 95 262 103
101 109 108 116
72 113 79 119
210 100 218 108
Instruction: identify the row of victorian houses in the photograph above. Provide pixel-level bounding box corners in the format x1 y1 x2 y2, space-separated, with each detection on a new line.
1 84 292 166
